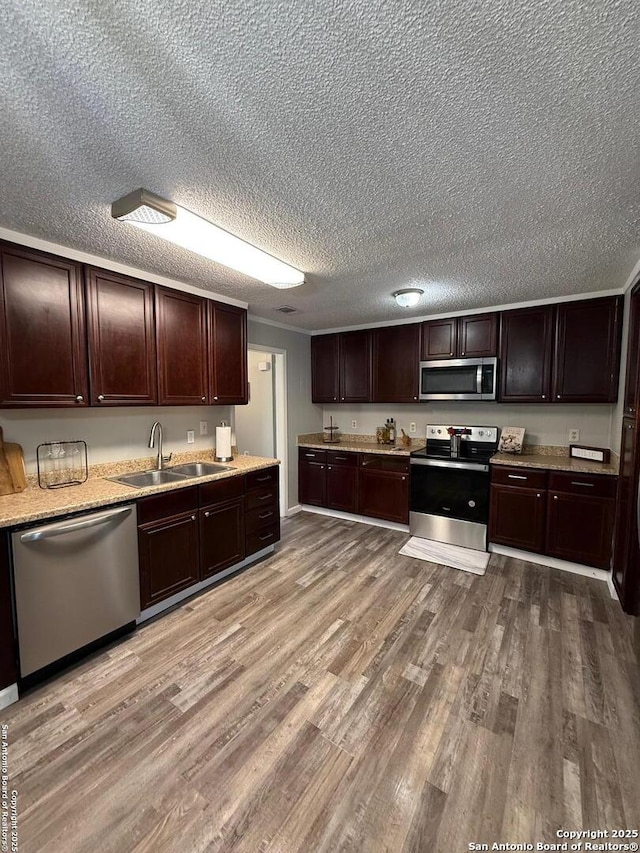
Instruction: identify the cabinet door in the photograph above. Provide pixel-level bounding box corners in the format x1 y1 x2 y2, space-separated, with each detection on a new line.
613 419 640 612
421 318 457 360
499 306 554 402
200 498 245 579
372 324 420 403
0 243 88 407
0 531 17 690
623 284 640 418
326 464 358 512
358 469 409 523
311 334 339 403
489 484 546 552
339 330 371 402
298 461 326 506
138 512 199 609
458 313 497 358
85 268 157 405
546 491 615 569
553 296 623 403
209 301 248 405
156 287 208 405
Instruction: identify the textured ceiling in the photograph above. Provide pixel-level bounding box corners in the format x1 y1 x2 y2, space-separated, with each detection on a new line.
0 0 638 330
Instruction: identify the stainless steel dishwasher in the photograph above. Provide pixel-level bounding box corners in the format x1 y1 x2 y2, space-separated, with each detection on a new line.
12 504 140 679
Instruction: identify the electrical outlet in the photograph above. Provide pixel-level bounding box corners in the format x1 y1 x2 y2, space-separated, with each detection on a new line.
199 420 208 436
186 429 195 444
351 420 357 429
409 422 417 434
569 428 580 442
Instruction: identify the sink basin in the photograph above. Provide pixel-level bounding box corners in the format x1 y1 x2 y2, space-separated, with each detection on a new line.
109 470 189 488
168 462 234 477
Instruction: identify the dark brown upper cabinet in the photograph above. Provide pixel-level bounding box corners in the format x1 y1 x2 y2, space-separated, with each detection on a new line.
421 313 497 360
311 331 372 403
156 287 209 405
499 306 555 402
552 296 623 403
372 324 420 403
208 301 248 405
85 267 157 406
0 242 88 407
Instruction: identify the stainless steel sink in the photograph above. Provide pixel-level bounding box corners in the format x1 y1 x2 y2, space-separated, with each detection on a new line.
109 470 189 488
168 462 234 477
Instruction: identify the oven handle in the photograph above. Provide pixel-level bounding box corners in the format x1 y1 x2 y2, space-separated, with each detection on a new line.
410 458 489 473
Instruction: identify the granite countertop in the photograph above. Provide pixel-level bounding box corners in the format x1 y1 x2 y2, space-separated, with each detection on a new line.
490 449 619 477
297 433 424 457
0 451 279 529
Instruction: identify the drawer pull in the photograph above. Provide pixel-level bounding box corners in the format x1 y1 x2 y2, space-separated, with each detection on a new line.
507 474 528 480
256 475 271 482
258 511 274 520
259 532 274 542
571 481 595 488
305 453 316 458
257 493 273 501
334 456 348 461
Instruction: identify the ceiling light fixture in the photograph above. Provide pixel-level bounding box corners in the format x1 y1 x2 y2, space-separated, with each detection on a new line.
111 188 305 288
393 288 424 308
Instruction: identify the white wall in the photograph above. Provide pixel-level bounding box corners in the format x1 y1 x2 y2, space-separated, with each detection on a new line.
234 351 275 458
247 320 323 509
322 401 615 450
0 405 231 473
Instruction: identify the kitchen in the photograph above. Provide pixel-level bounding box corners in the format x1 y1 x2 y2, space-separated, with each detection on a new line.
1 1 639 851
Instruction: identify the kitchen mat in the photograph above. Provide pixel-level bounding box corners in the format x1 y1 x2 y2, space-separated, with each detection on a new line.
399 536 490 575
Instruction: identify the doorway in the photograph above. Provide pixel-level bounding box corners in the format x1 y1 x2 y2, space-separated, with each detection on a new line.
233 347 288 517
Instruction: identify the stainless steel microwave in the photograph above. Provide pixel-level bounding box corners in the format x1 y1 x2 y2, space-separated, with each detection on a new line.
419 357 498 401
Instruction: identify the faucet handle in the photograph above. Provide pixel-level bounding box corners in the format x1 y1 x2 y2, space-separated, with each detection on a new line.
162 453 173 464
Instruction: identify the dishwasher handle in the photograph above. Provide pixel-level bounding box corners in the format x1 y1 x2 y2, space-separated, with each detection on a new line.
20 506 134 543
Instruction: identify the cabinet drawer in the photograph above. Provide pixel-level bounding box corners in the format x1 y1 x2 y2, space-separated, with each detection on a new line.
491 466 548 490
246 522 280 555
246 466 279 491
327 450 358 466
298 448 327 464
246 503 279 534
199 475 244 507
137 486 198 524
246 486 279 511
359 454 410 474
548 471 617 499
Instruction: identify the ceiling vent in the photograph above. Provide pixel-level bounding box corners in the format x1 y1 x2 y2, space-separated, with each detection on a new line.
275 305 298 314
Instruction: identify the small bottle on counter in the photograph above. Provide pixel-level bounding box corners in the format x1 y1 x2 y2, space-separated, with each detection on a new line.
388 418 396 444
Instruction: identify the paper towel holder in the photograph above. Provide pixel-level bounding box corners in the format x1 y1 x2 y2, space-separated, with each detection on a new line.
215 421 233 463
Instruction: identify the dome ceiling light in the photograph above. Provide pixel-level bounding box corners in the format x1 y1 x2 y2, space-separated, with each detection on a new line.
393 288 424 308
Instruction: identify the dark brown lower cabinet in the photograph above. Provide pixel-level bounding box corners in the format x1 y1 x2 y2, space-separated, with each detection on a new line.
138 510 200 610
326 451 358 512
489 466 616 570
0 530 18 689
245 466 280 556
299 460 327 506
358 455 410 524
200 498 245 579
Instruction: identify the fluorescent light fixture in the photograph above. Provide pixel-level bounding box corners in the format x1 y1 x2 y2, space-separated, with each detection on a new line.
394 288 424 308
111 188 305 288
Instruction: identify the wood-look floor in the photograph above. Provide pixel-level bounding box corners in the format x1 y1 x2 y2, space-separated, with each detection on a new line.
3 512 640 852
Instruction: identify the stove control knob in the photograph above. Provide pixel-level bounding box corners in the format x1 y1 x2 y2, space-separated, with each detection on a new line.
437 429 442 434
468 500 476 508
478 430 484 436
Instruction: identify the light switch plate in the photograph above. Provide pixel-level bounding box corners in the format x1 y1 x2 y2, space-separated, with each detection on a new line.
199 420 208 436
187 430 195 444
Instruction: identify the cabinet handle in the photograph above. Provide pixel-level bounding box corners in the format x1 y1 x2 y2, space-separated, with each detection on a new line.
328 466 332 470
461 351 465 356
201 396 206 402
414 396 417 400
213 396 218 401
334 456 348 460
542 395 546 399
628 423 635 429
257 493 274 501
507 474 527 480
191 514 196 520
571 481 594 488
557 395 561 399
204 511 210 517
450 352 453 356
341 397 345 400
75 395 84 403
320 465 325 470
256 475 271 482
536 493 542 498
259 532 274 542
305 453 316 458
553 495 558 500
402 476 406 481
97 394 105 402
258 511 273 520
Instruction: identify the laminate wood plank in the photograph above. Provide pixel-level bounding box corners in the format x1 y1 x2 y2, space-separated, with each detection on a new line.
1 511 638 853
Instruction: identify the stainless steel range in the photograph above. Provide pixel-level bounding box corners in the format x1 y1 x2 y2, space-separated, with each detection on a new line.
410 424 499 551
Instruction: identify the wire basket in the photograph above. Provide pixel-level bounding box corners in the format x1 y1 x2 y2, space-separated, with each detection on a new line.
36 440 88 489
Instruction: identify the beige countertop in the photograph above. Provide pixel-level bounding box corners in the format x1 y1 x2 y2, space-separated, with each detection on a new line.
0 451 279 529
490 451 619 476
297 433 423 457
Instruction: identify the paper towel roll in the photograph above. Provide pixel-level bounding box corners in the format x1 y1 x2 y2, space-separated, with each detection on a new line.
215 424 233 462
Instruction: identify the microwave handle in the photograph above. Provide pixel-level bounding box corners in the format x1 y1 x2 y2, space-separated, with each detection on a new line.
476 364 483 395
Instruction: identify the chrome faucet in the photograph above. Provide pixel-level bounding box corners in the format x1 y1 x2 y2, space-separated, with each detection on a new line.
148 421 172 470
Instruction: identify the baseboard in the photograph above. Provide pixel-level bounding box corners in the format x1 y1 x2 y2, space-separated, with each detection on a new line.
286 504 303 516
606 573 620 601
489 543 610 583
137 545 275 623
300 504 410 533
0 684 19 710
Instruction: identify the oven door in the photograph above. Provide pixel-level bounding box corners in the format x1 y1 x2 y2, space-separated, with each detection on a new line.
410 458 490 524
